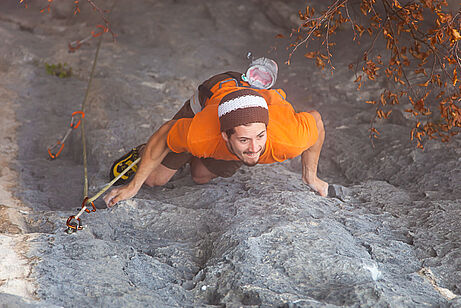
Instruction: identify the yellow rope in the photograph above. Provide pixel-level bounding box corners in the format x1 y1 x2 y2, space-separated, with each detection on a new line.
74 158 140 220
80 32 104 199
87 158 140 204
66 1 134 232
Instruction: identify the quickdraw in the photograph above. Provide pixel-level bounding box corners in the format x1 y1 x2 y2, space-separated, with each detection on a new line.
66 197 95 233
65 199 95 233
65 157 141 234
59 2 120 234
68 25 108 52
47 111 85 159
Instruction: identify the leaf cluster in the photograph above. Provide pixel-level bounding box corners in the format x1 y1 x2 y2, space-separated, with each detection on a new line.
286 0 460 148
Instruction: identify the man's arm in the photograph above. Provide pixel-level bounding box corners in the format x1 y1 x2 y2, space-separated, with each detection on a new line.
301 110 329 197
103 120 176 207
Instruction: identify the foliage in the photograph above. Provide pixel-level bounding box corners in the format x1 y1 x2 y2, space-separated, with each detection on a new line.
287 0 460 148
45 62 72 78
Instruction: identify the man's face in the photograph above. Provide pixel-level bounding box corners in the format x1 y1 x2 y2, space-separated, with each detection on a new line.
222 122 267 166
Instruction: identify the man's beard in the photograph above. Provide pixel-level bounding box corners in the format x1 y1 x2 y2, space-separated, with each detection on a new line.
227 141 262 167
241 157 258 167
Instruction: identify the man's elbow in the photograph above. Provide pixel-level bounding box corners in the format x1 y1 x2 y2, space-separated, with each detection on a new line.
159 119 177 133
308 110 324 134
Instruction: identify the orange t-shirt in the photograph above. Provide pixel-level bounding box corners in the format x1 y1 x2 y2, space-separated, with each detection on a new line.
167 82 318 164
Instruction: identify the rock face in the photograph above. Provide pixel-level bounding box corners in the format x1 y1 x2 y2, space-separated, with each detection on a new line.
0 0 460 307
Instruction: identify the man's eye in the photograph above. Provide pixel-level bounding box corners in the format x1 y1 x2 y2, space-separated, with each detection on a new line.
240 139 248 143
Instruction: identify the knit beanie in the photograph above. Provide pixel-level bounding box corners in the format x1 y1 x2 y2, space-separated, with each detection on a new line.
218 89 269 132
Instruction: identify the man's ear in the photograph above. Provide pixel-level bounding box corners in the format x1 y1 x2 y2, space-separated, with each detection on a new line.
221 131 229 142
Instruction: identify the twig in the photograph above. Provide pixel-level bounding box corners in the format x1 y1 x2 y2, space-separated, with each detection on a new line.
289 0 347 63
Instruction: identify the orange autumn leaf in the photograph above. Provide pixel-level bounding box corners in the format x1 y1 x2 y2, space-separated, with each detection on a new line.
418 79 430 87
453 68 458 86
315 56 325 69
452 28 461 41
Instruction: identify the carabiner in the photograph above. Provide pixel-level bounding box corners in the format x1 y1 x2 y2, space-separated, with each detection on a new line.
91 25 108 38
48 111 85 159
47 140 65 159
66 215 82 232
70 111 85 129
64 197 97 233
82 197 96 213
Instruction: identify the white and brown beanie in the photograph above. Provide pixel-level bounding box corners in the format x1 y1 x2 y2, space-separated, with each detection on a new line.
218 89 269 132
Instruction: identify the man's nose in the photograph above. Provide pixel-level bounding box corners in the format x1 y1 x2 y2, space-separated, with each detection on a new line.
248 140 257 152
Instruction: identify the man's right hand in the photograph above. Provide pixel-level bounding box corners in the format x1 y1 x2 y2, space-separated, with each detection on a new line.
103 184 139 208
103 120 176 208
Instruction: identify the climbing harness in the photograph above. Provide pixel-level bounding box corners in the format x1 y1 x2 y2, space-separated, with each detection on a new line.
47 111 85 159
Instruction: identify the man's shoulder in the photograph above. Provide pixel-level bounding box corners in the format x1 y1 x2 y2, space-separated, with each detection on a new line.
267 111 318 155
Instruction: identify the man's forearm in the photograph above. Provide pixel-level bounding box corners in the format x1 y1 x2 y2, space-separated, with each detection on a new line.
300 110 328 196
128 120 176 190
301 149 320 182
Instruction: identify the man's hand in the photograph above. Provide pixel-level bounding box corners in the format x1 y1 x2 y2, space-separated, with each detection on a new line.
303 176 329 197
103 184 139 207
103 120 176 208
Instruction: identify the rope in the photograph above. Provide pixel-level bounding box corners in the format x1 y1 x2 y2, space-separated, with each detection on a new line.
69 158 140 223
66 1 128 233
80 32 104 199
88 158 140 204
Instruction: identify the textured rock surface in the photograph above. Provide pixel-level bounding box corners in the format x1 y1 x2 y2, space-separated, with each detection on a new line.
0 0 460 307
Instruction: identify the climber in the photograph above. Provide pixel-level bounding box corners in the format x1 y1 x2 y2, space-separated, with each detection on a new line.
103 57 328 207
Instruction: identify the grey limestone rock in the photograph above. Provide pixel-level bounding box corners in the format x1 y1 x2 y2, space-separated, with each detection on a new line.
0 0 459 307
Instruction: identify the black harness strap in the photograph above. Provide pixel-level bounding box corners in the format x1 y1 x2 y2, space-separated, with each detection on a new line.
198 84 214 100
197 71 243 105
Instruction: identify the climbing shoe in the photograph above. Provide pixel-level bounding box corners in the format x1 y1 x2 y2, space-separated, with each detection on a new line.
109 144 145 186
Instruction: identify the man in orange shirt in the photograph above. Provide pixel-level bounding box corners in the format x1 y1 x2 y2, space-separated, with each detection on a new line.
104 59 328 207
